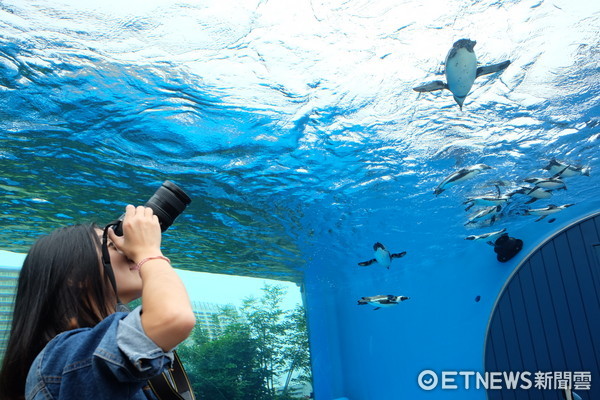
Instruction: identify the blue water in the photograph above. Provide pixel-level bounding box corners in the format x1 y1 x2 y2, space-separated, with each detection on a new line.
1 0 599 399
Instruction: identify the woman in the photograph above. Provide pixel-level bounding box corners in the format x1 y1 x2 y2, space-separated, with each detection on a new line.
0 205 196 399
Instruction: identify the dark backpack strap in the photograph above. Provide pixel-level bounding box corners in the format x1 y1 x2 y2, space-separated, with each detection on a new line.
148 351 196 400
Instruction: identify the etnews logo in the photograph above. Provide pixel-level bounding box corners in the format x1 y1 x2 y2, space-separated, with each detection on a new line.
417 370 592 391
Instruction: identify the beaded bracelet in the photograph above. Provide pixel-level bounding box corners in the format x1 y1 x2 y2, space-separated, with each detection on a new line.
133 255 171 271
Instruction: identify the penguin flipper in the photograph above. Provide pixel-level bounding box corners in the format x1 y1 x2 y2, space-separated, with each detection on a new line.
525 197 538 204
413 80 447 92
535 215 547 222
358 259 376 266
494 184 501 197
476 60 511 78
391 251 407 259
551 167 569 179
373 307 381 311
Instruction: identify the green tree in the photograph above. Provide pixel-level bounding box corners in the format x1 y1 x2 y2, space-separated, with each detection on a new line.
280 304 312 397
242 285 288 396
178 284 312 400
242 285 312 399
178 320 268 400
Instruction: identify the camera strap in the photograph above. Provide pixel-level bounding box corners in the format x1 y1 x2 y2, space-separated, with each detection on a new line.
101 223 121 304
148 351 196 400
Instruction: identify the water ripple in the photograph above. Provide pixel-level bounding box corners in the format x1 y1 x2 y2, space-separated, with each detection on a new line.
1 0 599 281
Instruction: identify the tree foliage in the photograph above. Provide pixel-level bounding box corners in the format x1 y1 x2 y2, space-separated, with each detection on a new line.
177 284 312 400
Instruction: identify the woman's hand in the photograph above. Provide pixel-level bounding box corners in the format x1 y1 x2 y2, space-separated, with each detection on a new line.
109 205 194 351
107 205 163 263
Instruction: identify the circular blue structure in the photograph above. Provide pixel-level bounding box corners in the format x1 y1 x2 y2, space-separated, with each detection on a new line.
484 210 600 399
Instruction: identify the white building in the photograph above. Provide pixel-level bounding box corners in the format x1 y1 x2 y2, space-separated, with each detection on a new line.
0 251 25 361
190 300 235 340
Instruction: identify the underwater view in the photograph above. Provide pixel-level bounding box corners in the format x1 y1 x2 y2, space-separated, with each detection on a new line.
1 0 599 399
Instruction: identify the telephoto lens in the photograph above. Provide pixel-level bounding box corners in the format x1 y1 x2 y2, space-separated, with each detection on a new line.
111 181 191 236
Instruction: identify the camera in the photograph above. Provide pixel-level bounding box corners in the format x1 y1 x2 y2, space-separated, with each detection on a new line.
111 180 192 236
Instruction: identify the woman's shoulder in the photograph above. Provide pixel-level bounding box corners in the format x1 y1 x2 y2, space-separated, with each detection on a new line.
42 312 130 366
26 310 156 400
32 306 173 384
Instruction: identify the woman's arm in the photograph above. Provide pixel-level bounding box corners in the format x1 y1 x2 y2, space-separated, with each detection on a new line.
108 205 195 351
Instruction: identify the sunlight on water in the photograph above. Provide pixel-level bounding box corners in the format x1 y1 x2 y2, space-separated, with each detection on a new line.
1 1 600 399
1 0 599 279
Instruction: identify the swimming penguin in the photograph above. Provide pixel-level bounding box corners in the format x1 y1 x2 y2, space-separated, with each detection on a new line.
465 205 502 226
357 294 410 310
358 242 406 269
543 158 591 178
523 177 566 190
510 186 553 204
488 180 512 189
434 164 492 196
413 39 511 109
465 228 507 245
463 194 511 211
525 204 574 222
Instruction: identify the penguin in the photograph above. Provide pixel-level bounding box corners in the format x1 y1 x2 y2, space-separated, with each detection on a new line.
434 164 492 196
358 242 406 269
543 158 591 178
463 194 511 211
413 39 511 109
465 205 502 226
523 177 566 190
510 186 553 204
357 294 410 310
488 179 512 189
524 204 574 222
465 228 507 245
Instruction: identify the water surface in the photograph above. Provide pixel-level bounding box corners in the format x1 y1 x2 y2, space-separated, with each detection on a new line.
1 0 598 285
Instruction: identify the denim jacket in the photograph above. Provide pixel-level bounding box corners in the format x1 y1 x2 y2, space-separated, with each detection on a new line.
25 306 174 400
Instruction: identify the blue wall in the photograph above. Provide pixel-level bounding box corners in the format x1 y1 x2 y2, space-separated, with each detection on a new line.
303 242 512 399
303 211 600 400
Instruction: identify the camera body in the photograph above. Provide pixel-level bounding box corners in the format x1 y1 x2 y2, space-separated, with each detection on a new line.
111 180 191 236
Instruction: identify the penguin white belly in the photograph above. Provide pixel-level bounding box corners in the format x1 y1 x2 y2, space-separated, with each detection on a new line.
375 251 391 268
445 48 477 97
452 170 478 184
368 301 394 308
558 170 578 177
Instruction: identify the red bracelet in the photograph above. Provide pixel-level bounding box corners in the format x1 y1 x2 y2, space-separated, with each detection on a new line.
133 256 171 270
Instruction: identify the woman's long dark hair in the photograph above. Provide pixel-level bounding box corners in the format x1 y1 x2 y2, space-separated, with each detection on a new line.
0 224 115 400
